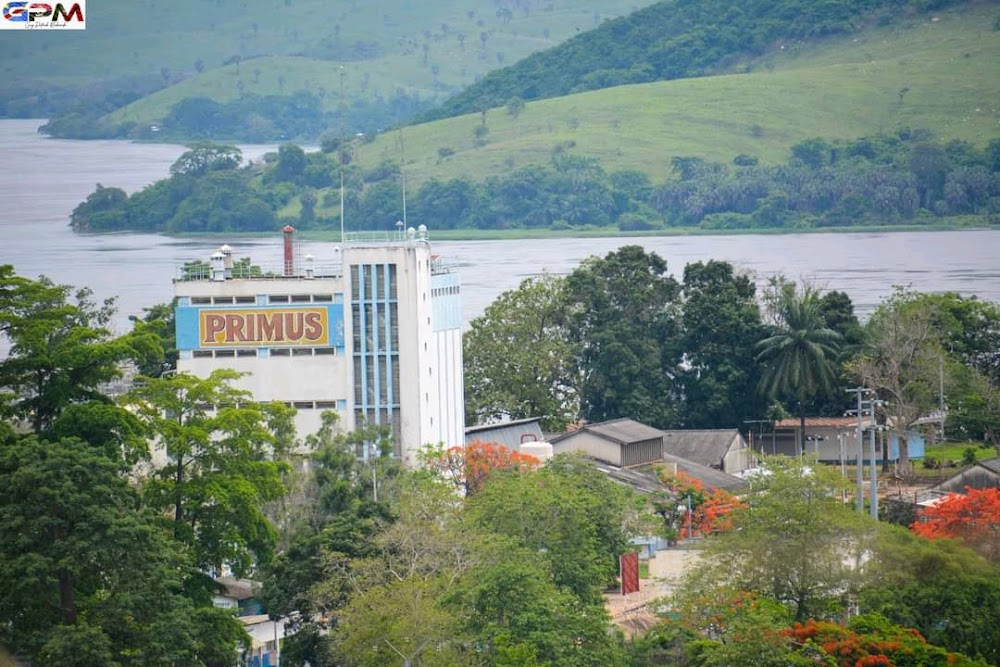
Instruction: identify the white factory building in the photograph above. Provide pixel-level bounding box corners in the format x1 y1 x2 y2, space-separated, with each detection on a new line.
173 226 464 466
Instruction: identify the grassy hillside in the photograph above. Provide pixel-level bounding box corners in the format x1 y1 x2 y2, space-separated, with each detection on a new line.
421 0 968 121
350 3 999 188
0 0 638 121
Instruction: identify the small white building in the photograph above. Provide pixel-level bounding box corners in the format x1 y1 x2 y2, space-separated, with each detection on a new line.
173 227 464 465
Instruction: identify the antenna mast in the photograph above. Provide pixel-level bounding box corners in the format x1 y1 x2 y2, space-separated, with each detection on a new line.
339 66 346 243
399 127 407 227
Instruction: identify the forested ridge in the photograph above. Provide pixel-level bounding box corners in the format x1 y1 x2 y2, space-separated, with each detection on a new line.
70 131 1000 234
422 0 964 122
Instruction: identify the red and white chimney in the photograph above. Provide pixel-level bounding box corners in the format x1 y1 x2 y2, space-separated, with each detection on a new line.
283 225 295 276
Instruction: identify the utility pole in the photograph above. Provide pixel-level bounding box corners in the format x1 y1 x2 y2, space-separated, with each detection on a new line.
865 398 884 520
846 387 867 513
869 418 878 519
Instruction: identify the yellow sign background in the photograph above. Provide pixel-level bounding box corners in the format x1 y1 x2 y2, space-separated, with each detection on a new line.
198 307 329 347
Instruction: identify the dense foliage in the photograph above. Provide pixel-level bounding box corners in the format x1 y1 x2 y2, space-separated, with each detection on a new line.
465 248 856 431
4 261 1000 665
423 0 962 121
673 458 998 666
264 452 640 665
41 89 431 143
72 132 1000 234
0 268 279 665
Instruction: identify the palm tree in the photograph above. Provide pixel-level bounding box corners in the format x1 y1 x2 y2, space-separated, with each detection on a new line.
756 287 842 455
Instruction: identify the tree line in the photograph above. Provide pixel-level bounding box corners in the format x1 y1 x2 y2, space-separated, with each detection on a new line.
0 265 294 665
41 89 432 143
464 246 1000 472
422 0 963 121
69 131 1000 234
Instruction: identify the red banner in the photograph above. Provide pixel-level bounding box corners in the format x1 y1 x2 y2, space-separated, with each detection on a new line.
620 552 640 595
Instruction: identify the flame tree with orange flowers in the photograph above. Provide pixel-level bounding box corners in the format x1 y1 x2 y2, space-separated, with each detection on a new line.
654 470 744 542
912 487 1000 562
420 440 540 495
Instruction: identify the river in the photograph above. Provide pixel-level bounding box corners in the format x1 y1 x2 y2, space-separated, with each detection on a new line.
3 119 999 333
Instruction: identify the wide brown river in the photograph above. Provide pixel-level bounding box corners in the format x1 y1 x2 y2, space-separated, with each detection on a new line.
3 119 999 333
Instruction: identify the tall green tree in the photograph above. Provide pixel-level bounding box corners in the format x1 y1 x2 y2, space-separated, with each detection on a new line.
678 260 767 428
466 454 642 604
564 246 681 427
125 369 296 576
862 525 1000 665
851 289 944 473
0 266 158 431
129 301 178 377
756 286 842 454
169 142 242 178
259 414 399 667
463 274 578 431
0 436 248 667
679 456 876 622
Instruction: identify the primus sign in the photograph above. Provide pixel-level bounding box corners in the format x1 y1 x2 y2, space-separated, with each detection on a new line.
1 1 84 29
176 305 345 349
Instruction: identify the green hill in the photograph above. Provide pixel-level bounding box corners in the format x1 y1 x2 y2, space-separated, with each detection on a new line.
0 0 638 130
352 3 999 187
67 2 1000 237
420 0 971 122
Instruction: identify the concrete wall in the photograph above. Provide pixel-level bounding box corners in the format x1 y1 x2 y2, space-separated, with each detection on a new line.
553 431 622 466
721 435 752 473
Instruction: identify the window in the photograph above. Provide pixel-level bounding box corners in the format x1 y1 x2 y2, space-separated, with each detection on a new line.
235 296 254 304
269 295 290 303
192 297 211 305
291 294 310 303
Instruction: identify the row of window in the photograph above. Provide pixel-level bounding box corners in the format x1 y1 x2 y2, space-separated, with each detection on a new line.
268 294 337 304
431 285 460 297
191 347 339 358
353 354 401 406
189 294 339 305
191 295 256 305
190 399 345 411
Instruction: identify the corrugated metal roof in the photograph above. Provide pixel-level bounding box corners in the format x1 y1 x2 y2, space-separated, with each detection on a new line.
464 418 545 450
592 454 749 494
660 429 740 468
552 418 663 445
775 417 872 428
978 456 1000 474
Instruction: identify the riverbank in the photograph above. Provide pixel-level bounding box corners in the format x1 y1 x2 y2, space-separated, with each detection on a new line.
157 218 995 242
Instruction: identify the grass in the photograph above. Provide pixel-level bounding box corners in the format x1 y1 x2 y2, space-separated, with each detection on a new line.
921 441 997 467
346 3 999 188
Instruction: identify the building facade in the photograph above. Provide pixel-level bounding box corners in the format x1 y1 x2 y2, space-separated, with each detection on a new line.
173 227 464 465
